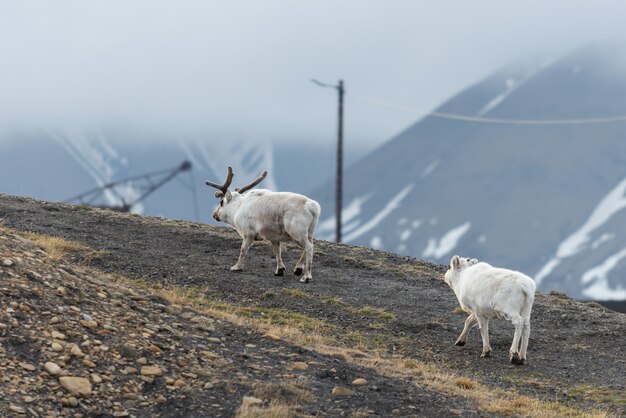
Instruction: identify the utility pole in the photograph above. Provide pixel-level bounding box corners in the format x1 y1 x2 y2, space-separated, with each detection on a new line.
312 78 345 243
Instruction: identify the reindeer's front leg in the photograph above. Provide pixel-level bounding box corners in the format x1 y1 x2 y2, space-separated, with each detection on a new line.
231 236 254 271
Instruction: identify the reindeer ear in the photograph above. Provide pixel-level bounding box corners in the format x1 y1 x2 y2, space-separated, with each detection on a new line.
451 255 460 270
215 191 224 198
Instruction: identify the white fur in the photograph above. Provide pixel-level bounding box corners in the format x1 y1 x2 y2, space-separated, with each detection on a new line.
212 189 320 283
444 255 536 364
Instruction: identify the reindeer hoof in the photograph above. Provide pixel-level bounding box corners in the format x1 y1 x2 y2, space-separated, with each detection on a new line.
480 350 492 358
293 267 303 276
454 340 466 347
299 276 310 283
510 353 525 365
274 267 286 276
230 266 243 271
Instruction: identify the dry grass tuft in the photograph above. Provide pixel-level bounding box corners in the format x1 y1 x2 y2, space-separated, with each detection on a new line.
401 359 424 374
483 395 609 417
569 384 626 405
349 306 396 321
260 291 275 300
235 400 291 418
252 381 315 406
24 232 93 261
281 288 311 299
349 408 372 418
452 306 466 315
454 377 477 390
12 229 99 263
236 381 314 418
322 296 344 305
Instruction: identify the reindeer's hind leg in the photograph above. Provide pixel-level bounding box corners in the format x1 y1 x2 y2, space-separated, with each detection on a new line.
477 317 492 358
518 319 531 364
294 249 305 276
292 236 313 283
509 315 525 365
272 242 286 276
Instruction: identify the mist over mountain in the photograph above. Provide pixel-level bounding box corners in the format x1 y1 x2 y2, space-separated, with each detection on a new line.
312 44 626 301
3 44 626 301
0 131 367 224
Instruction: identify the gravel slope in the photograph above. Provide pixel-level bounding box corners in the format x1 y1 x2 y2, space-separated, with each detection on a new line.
1 193 624 417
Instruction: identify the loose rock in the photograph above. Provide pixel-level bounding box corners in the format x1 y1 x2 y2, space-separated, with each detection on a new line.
332 386 355 396
289 362 309 371
19 362 36 371
140 366 163 376
44 362 61 376
59 376 92 398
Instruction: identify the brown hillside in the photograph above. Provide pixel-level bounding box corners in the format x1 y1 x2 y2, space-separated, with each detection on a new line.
0 194 624 417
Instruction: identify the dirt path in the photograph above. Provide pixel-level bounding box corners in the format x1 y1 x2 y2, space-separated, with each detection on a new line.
1 194 624 416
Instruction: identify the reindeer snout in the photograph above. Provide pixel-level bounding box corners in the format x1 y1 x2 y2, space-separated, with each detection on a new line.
212 208 220 221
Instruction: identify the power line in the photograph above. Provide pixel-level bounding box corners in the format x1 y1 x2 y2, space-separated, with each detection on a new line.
356 95 626 125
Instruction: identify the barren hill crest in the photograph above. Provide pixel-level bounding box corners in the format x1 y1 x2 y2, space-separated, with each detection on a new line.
0 194 624 417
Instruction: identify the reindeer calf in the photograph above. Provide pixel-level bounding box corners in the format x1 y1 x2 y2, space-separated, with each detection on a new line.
444 255 536 365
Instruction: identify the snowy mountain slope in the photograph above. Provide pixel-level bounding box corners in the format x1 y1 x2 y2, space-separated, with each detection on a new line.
311 44 626 300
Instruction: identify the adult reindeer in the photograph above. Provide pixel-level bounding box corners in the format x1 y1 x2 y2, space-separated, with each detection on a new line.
206 167 321 283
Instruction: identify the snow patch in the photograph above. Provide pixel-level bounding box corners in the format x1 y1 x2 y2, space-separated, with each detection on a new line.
535 177 626 285
557 177 626 257
317 194 372 237
477 61 549 116
370 236 383 249
591 233 614 250
420 160 440 178
343 184 414 243
411 220 422 229
422 222 471 259
581 248 626 300
399 229 411 242
534 259 560 285
478 78 518 116
342 220 361 235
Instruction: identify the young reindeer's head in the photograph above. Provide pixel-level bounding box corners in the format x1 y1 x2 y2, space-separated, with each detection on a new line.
205 167 268 224
444 255 479 288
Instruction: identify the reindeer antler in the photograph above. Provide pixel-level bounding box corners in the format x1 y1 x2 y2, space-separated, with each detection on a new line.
205 166 234 198
236 170 268 194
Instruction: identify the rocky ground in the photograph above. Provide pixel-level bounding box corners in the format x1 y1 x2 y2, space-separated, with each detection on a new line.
1 193 625 418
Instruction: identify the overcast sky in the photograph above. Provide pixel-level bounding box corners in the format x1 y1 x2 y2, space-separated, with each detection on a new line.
1 1 626 149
